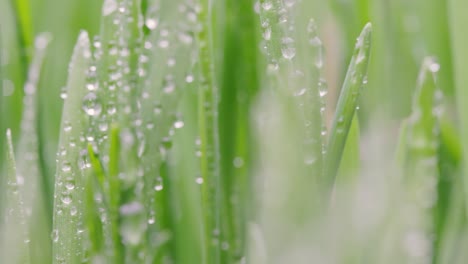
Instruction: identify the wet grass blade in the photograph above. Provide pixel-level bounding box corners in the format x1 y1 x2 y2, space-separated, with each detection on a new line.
52 31 91 264
324 23 372 191
196 0 221 262
0 129 30 264
167 86 204 264
449 0 468 217
15 33 52 263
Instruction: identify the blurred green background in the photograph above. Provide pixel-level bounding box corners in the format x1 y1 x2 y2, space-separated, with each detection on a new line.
1 0 457 170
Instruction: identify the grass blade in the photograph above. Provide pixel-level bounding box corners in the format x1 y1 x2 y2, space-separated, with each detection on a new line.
196 0 221 262
0 29 4 173
52 31 91 264
449 0 468 218
9 0 33 81
107 125 124 264
217 0 262 261
324 23 372 191
15 33 52 263
0 129 30 264
335 116 360 185
167 86 204 264
398 57 442 262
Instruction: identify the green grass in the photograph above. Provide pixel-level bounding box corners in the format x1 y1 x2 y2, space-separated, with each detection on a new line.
1 0 468 263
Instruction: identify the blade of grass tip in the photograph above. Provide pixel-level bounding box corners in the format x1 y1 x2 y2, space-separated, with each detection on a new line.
196 0 222 262
52 31 92 264
9 0 33 82
87 143 106 188
324 23 372 192
107 125 124 264
449 0 468 218
85 144 106 257
0 129 30 264
399 57 442 263
15 33 52 263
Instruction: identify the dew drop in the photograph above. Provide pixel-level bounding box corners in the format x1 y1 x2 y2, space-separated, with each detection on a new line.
102 0 118 16
263 27 271 41
158 40 170 49
185 75 194 83
65 182 75 191
60 90 68 100
62 162 72 172
82 93 102 116
233 157 244 168
154 178 163 191
174 121 184 129
64 123 72 132
429 62 440 73
281 37 296 60
70 206 78 216
261 2 273 11
195 177 204 184
294 88 306 97
51 229 59 243
62 196 72 205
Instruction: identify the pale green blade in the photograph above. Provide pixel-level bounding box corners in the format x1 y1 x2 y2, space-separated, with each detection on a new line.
52 31 91 264
398 57 442 263
15 33 52 263
0 129 30 264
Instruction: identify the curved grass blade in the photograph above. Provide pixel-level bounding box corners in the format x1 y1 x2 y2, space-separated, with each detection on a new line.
324 23 372 191
0 129 30 264
449 0 468 217
9 0 33 81
398 57 442 263
52 31 91 264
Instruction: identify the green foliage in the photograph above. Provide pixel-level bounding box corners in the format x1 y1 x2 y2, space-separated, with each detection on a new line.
1 0 467 263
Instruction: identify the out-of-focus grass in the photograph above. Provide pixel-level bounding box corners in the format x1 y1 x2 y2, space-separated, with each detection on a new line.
1 0 468 263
